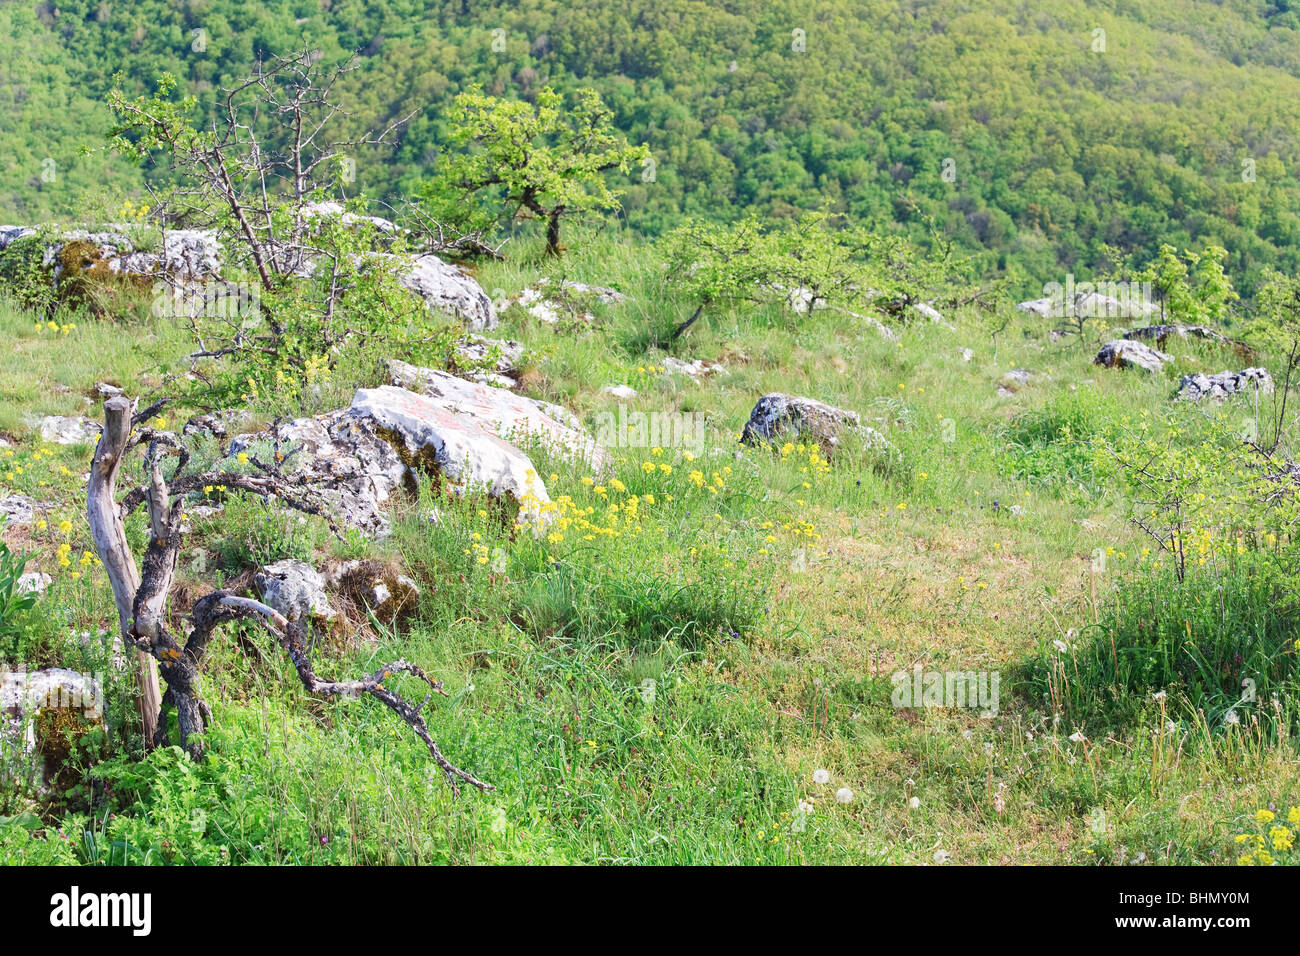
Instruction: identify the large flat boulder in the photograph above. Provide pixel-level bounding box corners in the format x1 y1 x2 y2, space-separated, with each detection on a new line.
350 385 554 528
387 360 608 470
230 373 606 535
1094 339 1171 373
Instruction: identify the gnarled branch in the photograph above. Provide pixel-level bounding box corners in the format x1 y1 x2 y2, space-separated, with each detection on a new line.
88 395 491 794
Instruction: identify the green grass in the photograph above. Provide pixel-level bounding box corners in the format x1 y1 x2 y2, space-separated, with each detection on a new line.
2 232 1299 865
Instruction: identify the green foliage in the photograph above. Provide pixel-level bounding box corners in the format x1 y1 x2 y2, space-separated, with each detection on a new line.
8 1 1300 293
106 72 206 164
423 86 648 255
1019 553 1300 737
107 67 468 412
660 208 962 337
1139 244 1239 325
998 391 1123 498
4 173 1300 864
0 234 58 315
216 219 463 416
207 496 328 575
0 532 36 635
0 813 81 865
1244 270 1300 375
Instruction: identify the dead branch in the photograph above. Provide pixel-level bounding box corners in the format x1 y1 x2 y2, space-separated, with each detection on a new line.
87 395 491 793
88 396 162 743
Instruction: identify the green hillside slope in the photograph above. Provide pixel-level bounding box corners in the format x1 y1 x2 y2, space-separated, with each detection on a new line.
3 0 1300 295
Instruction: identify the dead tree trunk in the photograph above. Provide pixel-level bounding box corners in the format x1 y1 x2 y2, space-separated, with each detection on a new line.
88 396 162 744
84 396 491 794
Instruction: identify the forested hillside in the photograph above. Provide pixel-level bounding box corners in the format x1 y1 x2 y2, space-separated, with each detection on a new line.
4 0 1300 294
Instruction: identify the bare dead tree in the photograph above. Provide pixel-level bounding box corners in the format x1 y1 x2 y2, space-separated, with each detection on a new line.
108 48 497 398
87 395 491 794
390 198 509 261
110 47 415 287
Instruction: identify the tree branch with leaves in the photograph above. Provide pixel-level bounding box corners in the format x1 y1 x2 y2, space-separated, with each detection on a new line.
423 86 648 257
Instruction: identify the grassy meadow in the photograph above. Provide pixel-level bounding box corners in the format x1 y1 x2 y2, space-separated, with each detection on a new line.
1 230 1298 866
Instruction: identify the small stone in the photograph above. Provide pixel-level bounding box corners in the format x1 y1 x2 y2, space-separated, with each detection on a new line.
741 393 886 455
998 368 1033 393
15 571 51 595
0 494 37 526
662 357 726 379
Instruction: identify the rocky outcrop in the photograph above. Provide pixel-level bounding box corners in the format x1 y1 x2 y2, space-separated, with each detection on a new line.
1 668 103 783
741 393 886 454
1178 368 1274 402
230 373 604 536
514 278 625 323
0 494 38 527
230 407 407 537
300 201 399 235
1094 339 1171 373
387 360 608 470
1019 291 1153 319
1 225 221 280
349 385 555 529
108 230 222 279
390 253 497 330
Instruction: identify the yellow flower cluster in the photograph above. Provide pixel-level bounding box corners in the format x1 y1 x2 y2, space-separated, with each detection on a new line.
464 537 494 565
3 444 70 493
117 197 151 222
1235 806 1300 865
777 441 832 491
34 320 77 336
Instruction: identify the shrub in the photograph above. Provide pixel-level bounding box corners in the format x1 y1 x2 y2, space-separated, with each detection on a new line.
0 234 57 314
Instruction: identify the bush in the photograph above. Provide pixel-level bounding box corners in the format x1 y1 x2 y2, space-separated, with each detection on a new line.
0 234 56 314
